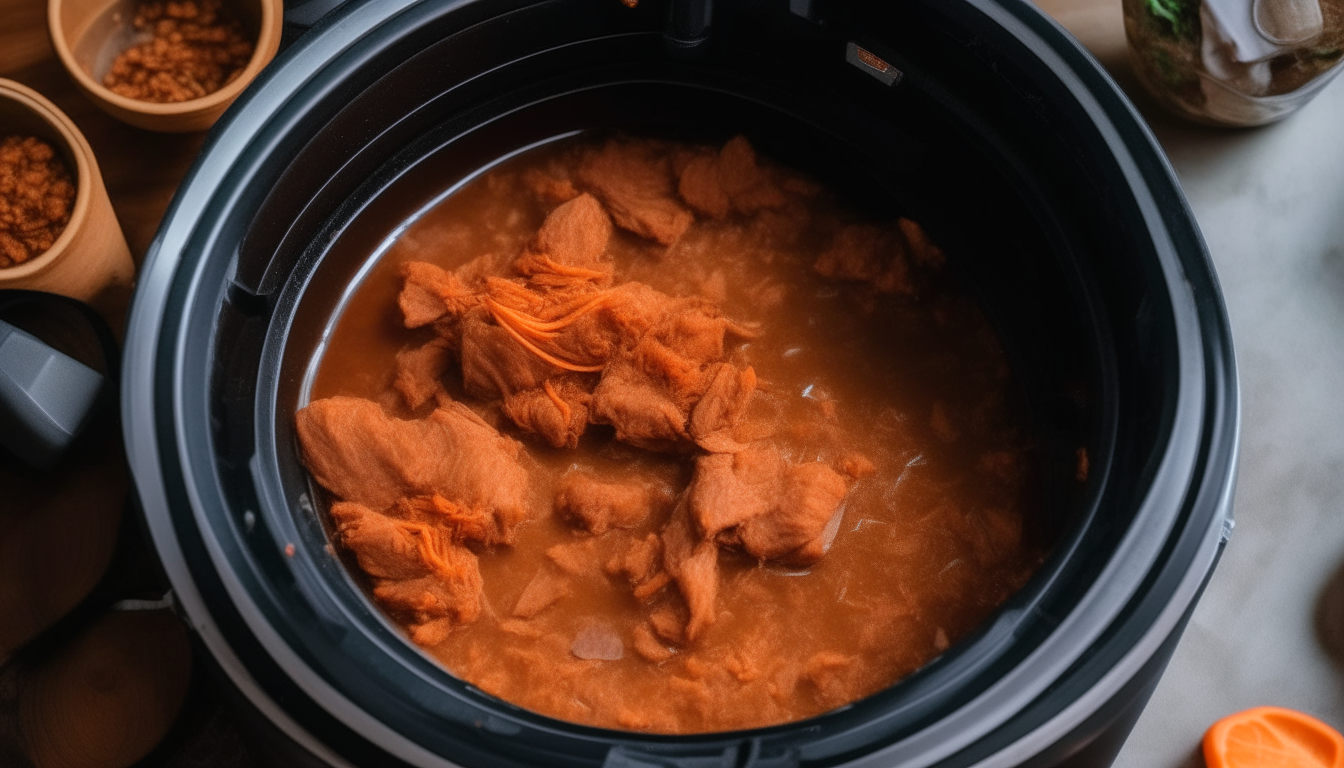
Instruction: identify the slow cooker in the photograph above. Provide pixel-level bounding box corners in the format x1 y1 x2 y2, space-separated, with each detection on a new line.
121 0 1240 766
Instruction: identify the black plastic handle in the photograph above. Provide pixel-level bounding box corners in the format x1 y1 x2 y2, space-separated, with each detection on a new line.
0 290 117 471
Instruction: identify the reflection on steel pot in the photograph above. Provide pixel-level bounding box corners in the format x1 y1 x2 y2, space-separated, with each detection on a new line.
122 0 1239 766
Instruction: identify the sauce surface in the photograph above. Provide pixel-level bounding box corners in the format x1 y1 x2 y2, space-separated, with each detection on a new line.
301 135 1045 733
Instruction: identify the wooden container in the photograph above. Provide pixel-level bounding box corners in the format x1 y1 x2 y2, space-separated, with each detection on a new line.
47 0 283 133
0 78 134 332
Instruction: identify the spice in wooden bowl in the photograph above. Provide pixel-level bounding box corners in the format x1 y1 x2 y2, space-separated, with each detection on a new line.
0 136 77 269
102 0 256 104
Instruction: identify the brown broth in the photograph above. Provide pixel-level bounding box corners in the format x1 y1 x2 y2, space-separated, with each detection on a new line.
307 136 1044 733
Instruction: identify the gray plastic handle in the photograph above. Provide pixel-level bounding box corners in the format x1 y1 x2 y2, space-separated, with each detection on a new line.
0 318 106 470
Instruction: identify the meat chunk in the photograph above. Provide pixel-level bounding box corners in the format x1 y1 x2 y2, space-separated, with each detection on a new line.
605 533 663 586
546 537 600 578
399 261 477 328
688 449 782 538
813 224 913 295
674 136 787 218
588 299 748 451
459 308 562 399
522 165 579 204
649 601 689 645
392 494 503 546
897 217 945 268
590 362 691 450
462 279 661 398
632 622 675 662
330 501 441 580
295 396 529 539
501 377 592 449
688 364 756 452
633 311 723 404
677 154 731 219
576 140 694 246
514 193 613 284
393 338 452 410
402 252 753 456
372 567 482 627
661 502 719 642
330 500 485 634
716 136 787 214
688 446 852 567
554 473 669 534
735 463 849 565
408 618 454 647
513 567 570 618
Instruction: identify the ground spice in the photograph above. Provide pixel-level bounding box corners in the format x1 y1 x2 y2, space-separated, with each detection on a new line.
103 0 255 103
0 136 77 269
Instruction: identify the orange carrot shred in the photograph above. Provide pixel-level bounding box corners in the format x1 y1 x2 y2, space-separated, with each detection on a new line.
534 256 609 280
486 298 606 373
543 379 572 425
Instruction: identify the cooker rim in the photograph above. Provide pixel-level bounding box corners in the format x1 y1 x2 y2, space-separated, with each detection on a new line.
121 0 1240 765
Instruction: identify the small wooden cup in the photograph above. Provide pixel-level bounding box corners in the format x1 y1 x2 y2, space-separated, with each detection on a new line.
0 79 134 333
48 0 283 133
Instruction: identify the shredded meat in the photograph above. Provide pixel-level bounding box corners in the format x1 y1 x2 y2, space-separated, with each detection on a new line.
522 165 579 204
295 396 529 538
292 133 1017 734
459 307 563 399
677 154 731 219
330 502 484 637
688 364 757 452
399 261 477 329
394 338 452 410
411 236 753 452
514 568 570 618
502 376 593 449
555 473 670 534
675 136 789 218
661 500 719 642
813 224 913 295
576 139 694 246
689 447 851 567
513 193 613 285
391 494 505 545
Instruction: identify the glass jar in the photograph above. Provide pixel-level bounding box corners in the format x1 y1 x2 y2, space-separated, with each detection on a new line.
1124 0 1344 125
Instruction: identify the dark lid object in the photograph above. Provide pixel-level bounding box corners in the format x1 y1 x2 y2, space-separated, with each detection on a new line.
0 318 104 469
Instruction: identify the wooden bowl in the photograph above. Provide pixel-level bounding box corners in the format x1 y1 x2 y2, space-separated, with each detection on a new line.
47 0 283 133
0 78 133 332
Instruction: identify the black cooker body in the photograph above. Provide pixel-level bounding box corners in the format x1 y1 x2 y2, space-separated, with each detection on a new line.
122 1 1239 766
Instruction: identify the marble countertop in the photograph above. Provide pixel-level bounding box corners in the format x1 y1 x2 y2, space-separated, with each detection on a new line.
1033 1 1344 766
